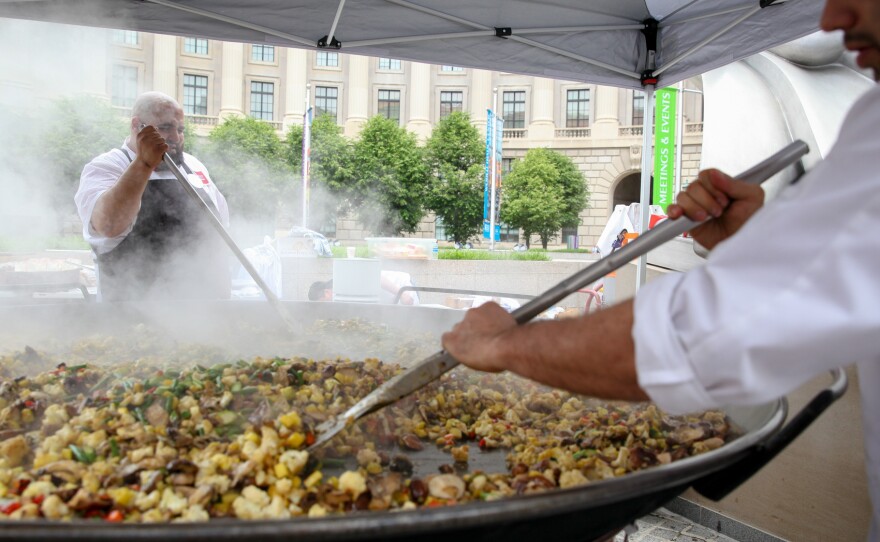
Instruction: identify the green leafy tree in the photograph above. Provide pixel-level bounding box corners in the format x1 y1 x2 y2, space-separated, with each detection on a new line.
39 96 129 216
198 116 293 220
350 116 429 235
501 148 588 248
424 112 484 244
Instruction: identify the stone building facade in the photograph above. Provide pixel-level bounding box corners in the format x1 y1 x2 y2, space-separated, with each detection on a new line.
0 20 705 248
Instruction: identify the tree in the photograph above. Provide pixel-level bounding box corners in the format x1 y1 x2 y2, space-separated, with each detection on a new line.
424 112 485 244
39 96 129 217
350 116 429 236
500 148 589 248
197 116 293 221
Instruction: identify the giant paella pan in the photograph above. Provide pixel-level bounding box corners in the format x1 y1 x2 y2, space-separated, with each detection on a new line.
0 300 845 541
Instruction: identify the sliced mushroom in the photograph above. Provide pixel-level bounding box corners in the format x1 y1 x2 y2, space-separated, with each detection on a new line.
38 460 85 484
427 474 465 501
188 485 214 507
231 460 256 487
166 458 198 475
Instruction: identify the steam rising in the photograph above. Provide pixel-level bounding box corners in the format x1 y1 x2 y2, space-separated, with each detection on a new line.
0 19 113 243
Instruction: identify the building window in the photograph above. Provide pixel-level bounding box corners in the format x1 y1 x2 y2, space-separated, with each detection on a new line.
183 74 208 115
251 44 275 63
633 92 645 126
112 30 139 45
111 65 138 108
250 81 274 121
499 223 519 243
441 65 464 72
566 89 590 127
378 89 401 123
316 51 339 67
434 217 452 241
378 58 401 71
439 91 463 119
502 91 526 129
561 226 579 244
315 86 338 122
502 157 515 174
183 38 208 55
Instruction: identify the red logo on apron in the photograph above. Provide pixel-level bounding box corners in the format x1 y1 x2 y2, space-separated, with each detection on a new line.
195 171 210 185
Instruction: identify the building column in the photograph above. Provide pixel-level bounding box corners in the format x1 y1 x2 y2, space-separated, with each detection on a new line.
344 54 369 137
406 62 431 142
79 27 109 99
152 34 177 99
283 49 308 130
470 69 492 137
219 42 244 119
528 76 555 140
591 85 621 140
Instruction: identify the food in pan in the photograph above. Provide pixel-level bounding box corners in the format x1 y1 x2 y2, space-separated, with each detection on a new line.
0 348 732 522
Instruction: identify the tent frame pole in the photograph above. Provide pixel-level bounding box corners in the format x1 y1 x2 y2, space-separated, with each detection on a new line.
637 86 655 291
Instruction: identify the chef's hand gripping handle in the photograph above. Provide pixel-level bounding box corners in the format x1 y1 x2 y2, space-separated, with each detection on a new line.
693 369 848 501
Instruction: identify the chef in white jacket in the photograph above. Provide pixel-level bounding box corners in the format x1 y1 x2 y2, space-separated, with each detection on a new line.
442 0 880 539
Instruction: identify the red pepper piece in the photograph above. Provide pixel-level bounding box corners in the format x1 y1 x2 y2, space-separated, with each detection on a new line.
1 502 22 515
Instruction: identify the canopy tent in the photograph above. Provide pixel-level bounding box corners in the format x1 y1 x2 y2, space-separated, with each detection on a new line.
0 0 823 90
0 0 824 281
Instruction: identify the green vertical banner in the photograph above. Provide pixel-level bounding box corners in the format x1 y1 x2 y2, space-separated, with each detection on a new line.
652 87 678 213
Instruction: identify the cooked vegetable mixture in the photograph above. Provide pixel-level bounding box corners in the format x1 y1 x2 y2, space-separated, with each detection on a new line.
0 348 732 522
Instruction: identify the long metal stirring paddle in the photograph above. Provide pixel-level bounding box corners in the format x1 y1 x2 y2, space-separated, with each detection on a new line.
308 140 809 451
161 153 301 335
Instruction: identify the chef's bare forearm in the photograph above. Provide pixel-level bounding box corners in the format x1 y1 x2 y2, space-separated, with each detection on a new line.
90 160 153 237
490 301 648 402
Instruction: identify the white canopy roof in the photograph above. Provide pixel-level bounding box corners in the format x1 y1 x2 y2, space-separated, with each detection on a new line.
0 0 824 90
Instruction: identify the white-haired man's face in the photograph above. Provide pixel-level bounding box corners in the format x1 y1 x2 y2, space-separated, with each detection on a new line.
822 0 880 81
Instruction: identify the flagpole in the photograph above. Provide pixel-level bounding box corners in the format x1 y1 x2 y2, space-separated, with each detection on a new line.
489 87 498 251
301 84 311 228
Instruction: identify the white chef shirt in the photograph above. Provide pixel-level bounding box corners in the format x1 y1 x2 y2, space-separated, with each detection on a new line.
633 84 880 541
74 140 230 255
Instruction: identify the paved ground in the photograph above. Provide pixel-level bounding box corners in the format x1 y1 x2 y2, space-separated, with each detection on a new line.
613 508 740 542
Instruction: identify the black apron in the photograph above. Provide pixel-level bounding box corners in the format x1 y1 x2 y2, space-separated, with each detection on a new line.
96 149 231 301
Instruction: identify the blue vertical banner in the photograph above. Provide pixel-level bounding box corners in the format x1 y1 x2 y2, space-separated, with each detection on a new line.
483 110 504 240
301 106 312 228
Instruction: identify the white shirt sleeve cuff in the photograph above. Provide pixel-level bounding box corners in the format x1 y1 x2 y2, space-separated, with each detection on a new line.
633 273 717 414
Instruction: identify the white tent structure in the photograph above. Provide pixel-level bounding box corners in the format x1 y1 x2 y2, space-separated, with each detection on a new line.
0 0 825 281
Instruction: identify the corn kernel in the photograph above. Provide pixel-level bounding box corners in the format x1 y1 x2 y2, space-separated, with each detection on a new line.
245 432 261 445
303 471 322 489
211 454 233 471
290 476 302 489
279 412 302 430
61 449 73 460
286 433 305 449
33 453 60 470
280 387 295 400
21 409 34 424
274 463 290 479
108 487 136 507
